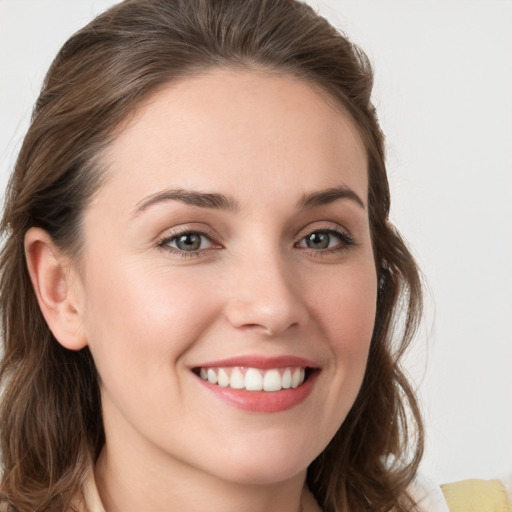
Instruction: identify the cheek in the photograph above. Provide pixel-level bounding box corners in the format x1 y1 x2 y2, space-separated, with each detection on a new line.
308 261 378 357
297 259 377 450
81 257 223 374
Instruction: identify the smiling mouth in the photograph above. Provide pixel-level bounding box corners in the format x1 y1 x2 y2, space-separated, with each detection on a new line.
193 366 313 392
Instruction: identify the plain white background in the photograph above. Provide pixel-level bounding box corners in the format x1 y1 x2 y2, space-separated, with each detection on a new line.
1 0 511 485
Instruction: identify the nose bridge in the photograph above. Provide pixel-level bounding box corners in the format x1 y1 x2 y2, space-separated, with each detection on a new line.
224 243 306 336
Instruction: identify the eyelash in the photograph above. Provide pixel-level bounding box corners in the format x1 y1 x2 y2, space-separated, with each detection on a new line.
157 226 355 259
157 228 220 259
294 227 356 255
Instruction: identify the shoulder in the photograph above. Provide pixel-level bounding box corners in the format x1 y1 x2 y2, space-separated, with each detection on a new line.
441 478 512 512
407 474 450 512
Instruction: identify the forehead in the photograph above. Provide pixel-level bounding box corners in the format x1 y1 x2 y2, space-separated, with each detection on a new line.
99 68 368 207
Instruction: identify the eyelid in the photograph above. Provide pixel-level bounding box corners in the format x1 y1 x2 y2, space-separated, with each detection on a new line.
294 221 352 240
294 222 356 252
156 225 222 257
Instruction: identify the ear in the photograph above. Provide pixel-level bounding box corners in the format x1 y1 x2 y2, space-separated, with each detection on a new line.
24 227 88 350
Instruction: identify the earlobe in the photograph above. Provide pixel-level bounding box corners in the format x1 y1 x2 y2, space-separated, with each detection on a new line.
24 227 88 351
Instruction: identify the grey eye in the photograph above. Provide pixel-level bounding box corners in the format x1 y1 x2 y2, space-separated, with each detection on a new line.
304 232 331 249
175 233 203 251
297 229 354 252
162 232 215 252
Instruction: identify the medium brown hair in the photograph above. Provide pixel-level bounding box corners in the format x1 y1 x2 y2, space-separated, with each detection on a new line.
0 1 423 510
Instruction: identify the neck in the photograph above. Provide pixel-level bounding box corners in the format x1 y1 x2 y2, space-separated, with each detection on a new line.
94 445 316 512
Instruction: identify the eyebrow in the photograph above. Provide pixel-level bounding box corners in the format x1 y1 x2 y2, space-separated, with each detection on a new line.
133 188 240 216
133 184 365 217
298 186 365 210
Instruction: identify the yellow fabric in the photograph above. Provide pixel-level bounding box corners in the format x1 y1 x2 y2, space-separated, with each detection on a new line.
442 479 512 512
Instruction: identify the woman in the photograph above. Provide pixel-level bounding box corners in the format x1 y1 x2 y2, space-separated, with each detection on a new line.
0 0 433 510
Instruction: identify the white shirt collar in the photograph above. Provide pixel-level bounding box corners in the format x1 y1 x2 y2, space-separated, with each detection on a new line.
83 470 106 512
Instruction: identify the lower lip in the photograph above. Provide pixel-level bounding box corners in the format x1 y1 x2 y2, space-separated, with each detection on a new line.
196 371 318 413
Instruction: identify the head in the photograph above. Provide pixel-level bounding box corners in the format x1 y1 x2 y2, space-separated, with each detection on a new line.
0 1 422 511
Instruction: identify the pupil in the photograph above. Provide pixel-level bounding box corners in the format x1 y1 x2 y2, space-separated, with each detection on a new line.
307 232 329 249
177 234 200 251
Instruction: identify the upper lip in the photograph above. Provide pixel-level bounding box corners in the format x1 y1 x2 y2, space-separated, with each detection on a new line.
192 355 319 370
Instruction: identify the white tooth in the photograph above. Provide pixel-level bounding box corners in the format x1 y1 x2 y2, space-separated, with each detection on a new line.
218 368 230 387
229 368 245 389
291 368 301 388
263 369 282 391
207 368 218 384
245 368 263 391
200 368 208 380
282 369 292 389
299 367 305 385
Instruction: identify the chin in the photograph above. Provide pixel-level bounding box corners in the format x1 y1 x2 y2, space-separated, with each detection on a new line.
201 437 316 486
217 461 307 486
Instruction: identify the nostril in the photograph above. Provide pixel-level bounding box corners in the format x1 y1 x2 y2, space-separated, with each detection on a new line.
224 298 306 338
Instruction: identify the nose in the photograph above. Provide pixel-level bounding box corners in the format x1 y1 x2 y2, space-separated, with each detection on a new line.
223 250 308 337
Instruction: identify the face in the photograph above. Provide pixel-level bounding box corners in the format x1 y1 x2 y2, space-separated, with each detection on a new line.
73 69 377 485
